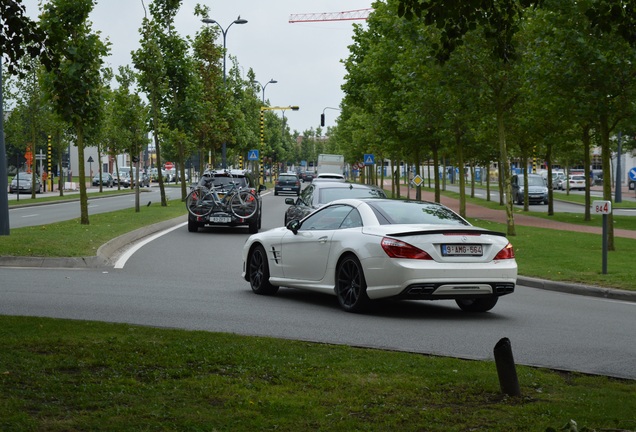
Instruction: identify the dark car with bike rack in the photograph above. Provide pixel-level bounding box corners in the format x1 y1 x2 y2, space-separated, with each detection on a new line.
186 169 265 233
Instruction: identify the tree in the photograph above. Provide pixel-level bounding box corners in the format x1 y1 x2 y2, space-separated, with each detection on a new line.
39 0 110 225
108 66 148 210
0 0 53 235
132 0 169 206
522 0 636 249
395 0 636 62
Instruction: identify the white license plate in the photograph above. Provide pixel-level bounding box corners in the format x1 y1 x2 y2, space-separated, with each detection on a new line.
210 216 231 223
283 187 291 190
441 244 483 256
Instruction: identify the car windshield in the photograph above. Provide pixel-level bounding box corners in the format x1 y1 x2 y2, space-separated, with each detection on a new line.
571 175 585 181
368 200 470 226
279 175 297 182
526 176 545 186
318 187 386 204
199 175 247 189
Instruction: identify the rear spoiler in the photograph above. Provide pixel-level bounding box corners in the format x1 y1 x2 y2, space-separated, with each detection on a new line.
388 229 507 238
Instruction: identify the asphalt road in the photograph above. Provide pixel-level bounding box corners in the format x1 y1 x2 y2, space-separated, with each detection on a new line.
1 190 635 380
7 186 184 229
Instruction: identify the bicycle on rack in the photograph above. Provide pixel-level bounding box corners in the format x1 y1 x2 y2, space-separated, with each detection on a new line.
186 171 259 220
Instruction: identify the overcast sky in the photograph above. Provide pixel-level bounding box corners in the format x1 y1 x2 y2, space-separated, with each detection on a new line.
21 0 373 133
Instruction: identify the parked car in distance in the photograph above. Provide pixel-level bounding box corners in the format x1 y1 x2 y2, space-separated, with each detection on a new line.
92 172 114 188
187 169 265 234
563 174 586 191
243 198 517 313
284 181 386 224
314 173 346 182
299 170 315 183
149 168 167 182
122 172 150 188
9 173 42 194
629 179 635 190
511 173 548 205
114 170 130 186
274 173 301 196
551 172 566 190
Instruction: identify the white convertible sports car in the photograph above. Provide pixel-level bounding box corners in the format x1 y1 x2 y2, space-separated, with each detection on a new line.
242 198 517 313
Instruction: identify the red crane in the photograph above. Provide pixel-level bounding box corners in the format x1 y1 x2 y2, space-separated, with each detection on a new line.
289 8 372 23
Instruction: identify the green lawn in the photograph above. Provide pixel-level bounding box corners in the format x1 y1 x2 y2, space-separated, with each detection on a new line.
1 316 634 431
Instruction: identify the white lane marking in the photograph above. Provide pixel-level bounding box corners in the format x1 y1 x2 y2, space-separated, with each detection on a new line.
114 221 187 269
22 214 40 218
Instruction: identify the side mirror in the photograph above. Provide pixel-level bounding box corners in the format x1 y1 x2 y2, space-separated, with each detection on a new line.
258 184 267 192
284 197 295 205
286 219 301 234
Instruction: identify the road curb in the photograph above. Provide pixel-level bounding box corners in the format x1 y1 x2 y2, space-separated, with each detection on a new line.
96 215 187 265
0 215 186 269
517 276 636 302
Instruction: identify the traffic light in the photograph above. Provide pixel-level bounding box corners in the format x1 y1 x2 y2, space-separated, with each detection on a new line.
320 113 325 127
239 154 244 169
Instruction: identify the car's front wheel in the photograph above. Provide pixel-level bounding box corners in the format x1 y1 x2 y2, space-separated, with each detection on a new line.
336 255 370 313
249 245 278 295
455 297 498 312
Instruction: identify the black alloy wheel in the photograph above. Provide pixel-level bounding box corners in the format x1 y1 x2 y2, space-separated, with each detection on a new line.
249 245 278 295
336 255 370 313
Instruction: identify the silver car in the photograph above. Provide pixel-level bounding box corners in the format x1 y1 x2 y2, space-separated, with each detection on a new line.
9 174 43 194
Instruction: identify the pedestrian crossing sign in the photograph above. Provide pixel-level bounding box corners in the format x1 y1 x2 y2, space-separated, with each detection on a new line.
248 150 259 161
364 154 375 165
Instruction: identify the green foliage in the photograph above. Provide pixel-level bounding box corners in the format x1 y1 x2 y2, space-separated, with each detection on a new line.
38 0 110 223
0 0 50 75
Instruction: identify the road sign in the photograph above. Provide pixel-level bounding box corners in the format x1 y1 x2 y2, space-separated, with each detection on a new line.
363 154 375 165
248 150 259 161
165 161 174 170
629 167 636 181
593 200 612 214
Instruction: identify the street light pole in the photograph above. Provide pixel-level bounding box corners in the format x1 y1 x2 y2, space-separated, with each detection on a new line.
201 16 247 169
259 106 299 185
253 78 277 103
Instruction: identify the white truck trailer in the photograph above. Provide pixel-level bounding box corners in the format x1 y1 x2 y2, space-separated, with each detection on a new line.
316 154 345 176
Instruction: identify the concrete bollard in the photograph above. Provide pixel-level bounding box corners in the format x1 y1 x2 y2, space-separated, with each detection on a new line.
494 337 521 397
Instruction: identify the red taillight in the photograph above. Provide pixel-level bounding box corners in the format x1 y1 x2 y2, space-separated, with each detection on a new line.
494 242 515 260
381 237 433 260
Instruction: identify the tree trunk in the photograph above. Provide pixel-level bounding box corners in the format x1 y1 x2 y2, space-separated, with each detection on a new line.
433 142 440 203
599 114 614 250
456 130 466 218
151 94 166 206
546 143 553 216
497 101 515 236
76 122 89 225
582 125 591 221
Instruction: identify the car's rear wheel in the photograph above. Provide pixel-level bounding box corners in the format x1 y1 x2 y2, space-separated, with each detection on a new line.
248 218 258 234
249 245 278 295
455 297 498 312
336 255 370 313
187 216 199 232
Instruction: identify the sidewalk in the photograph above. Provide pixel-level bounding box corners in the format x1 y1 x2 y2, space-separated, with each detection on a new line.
386 182 636 240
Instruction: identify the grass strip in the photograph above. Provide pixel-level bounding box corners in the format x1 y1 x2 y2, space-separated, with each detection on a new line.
0 316 634 431
0 201 185 257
